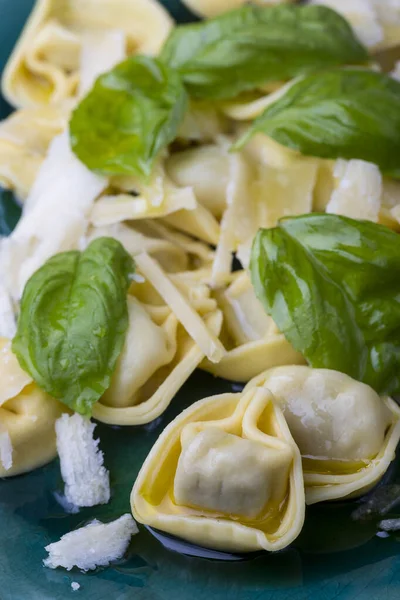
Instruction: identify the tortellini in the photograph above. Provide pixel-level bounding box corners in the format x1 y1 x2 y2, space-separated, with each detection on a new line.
92 267 223 426
2 0 173 108
246 366 400 504
0 106 66 200
131 386 305 552
0 338 65 478
201 271 305 381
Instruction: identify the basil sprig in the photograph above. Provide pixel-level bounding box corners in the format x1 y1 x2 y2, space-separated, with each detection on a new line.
160 4 367 100
12 237 134 416
236 68 400 176
70 56 188 179
251 215 400 396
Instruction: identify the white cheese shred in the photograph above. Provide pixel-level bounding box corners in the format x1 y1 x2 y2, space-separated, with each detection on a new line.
44 514 138 571
0 430 13 471
55 413 110 508
135 252 226 363
326 159 382 222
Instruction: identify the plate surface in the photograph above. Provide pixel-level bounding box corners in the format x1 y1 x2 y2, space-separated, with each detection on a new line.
1 2 400 599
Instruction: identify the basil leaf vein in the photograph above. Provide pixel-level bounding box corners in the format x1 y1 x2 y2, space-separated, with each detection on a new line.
12 237 134 415
236 68 400 175
161 5 367 100
70 56 188 179
251 214 400 395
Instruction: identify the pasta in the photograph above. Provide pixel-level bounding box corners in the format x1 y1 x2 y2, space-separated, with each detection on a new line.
92 265 223 426
2 0 173 108
131 386 305 552
201 271 305 381
245 366 400 504
2 0 400 571
0 338 65 478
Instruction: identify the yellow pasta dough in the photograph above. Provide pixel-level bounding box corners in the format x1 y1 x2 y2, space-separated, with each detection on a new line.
0 105 66 199
246 366 400 504
93 267 223 426
201 271 305 381
0 338 65 478
131 386 305 552
2 0 173 108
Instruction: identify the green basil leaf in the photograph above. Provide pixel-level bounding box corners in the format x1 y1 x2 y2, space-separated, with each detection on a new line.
12 237 134 416
236 68 400 175
160 5 367 100
250 214 400 396
0 188 22 236
70 56 188 179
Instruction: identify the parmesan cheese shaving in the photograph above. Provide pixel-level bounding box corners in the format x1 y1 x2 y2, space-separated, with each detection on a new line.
0 429 13 471
326 159 382 222
0 339 32 407
55 413 110 508
3 131 106 299
211 149 256 286
135 252 226 363
79 30 126 97
0 281 17 339
44 514 138 571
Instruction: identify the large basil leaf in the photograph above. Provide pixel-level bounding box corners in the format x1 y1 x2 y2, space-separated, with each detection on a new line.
251 215 400 396
12 237 134 415
0 188 22 236
70 56 188 179
236 68 400 175
160 5 367 100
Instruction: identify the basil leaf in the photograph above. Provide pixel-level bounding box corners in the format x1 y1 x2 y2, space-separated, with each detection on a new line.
236 68 400 175
70 56 188 179
251 214 400 396
0 188 22 236
160 5 367 100
12 237 134 416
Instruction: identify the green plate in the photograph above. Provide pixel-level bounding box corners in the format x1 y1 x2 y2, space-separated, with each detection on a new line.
1 2 400 598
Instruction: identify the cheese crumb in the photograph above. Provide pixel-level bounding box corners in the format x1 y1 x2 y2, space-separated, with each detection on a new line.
56 413 110 507
71 582 80 591
44 514 138 571
326 159 382 222
0 430 12 471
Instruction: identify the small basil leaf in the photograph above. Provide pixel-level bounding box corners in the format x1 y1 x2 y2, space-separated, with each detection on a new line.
12 237 134 416
0 188 22 236
160 5 367 100
70 56 188 179
236 68 400 175
251 214 400 396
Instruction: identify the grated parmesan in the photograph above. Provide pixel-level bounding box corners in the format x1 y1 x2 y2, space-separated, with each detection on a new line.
135 252 226 363
0 429 13 471
55 413 110 508
326 159 382 222
44 514 138 571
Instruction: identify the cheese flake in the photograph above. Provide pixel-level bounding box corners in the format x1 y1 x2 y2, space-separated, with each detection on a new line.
55 413 110 508
44 514 138 571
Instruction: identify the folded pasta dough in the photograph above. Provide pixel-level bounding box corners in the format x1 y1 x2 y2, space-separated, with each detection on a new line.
131 386 305 552
201 271 305 381
0 338 65 478
2 0 173 108
91 158 197 227
0 106 66 200
246 365 400 504
93 269 223 426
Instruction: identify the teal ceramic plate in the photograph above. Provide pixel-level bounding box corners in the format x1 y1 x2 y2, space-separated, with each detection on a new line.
1 2 400 598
